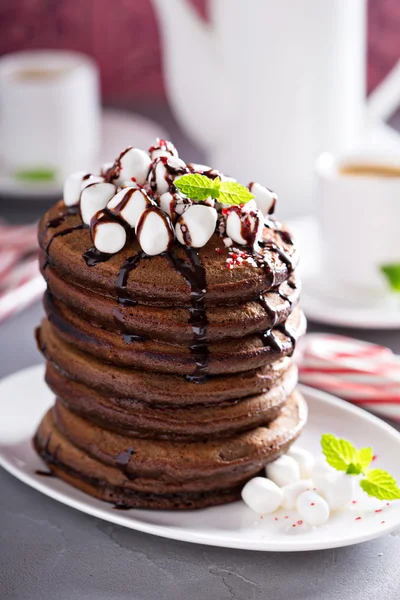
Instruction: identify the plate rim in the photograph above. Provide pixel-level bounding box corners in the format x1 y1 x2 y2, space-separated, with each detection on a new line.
1 363 400 552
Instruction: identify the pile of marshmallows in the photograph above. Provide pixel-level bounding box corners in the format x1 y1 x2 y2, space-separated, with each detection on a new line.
63 139 277 256
242 446 356 526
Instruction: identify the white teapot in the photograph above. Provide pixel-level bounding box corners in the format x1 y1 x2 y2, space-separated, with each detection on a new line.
152 0 400 217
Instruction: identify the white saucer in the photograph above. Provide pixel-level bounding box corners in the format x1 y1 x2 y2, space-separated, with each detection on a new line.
288 216 400 329
1 364 400 552
0 109 169 198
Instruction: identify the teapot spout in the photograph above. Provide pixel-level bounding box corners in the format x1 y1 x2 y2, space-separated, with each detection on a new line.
152 0 237 149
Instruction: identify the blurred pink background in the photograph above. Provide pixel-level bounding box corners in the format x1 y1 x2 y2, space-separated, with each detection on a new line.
0 0 399 102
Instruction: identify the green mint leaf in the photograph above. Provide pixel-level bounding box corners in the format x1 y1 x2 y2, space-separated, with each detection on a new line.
360 469 400 500
174 174 219 201
357 447 374 472
346 463 362 475
321 433 359 472
218 180 254 206
380 264 400 292
14 168 56 182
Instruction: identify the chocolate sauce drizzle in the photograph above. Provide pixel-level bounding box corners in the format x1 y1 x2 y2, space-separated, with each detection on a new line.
165 248 209 383
35 469 55 477
82 247 113 267
39 205 83 253
113 252 149 343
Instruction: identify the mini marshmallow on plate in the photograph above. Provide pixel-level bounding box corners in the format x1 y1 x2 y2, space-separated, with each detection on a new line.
281 480 313 510
249 182 277 216
296 490 330 526
136 207 174 256
149 156 188 195
225 208 263 246
149 139 178 160
265 454 301 487
107 187 155 228
64 172 103 207
287 447 315 479
175 204 217 248
80 182 116 225
91 210 127 254
241 477 283 515
113 147 152 186
314 471 355 511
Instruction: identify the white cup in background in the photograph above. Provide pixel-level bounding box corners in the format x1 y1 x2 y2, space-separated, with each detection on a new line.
0 50 100 179
316 152 400 299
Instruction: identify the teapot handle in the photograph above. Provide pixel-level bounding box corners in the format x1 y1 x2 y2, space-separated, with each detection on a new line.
365 58 400 125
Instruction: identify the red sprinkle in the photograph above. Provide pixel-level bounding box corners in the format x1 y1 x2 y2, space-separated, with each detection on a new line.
215 248 223 254
284 516 289 519
297 520 303 525
352 500 358 504
310 502 315 506
292 524 296 528
386 503 391 506
355 517 362 521
381 521 386 524
375 509 382 513
130 176 137 182
274 517 279 521
372 455 378 462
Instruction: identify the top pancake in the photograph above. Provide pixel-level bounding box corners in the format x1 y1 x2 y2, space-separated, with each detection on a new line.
38 201 299 307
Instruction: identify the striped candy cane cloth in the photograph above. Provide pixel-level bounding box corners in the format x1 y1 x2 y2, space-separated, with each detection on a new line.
0 220 45 323
298 334 400 422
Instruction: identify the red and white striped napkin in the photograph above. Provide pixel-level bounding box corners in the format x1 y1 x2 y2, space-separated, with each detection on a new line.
298 333 400 422
0 221 44 323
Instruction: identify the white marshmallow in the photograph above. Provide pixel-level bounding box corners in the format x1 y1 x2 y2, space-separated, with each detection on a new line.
114 147 151 185
149 138 178 160
107 188 155 228
287 447 315 479
100 162 113 177
281 480 313 510
63 171 102 207
315 471 355 511
265 455 301 487
91 211 127 254
136 207 174 256
149 156 187 194
225 208 263 246
175 204 217 248
312 458 336 483
159 191 192 222
249 182 277 216
296 490 330 526
241 477 283 515
80 182 116 225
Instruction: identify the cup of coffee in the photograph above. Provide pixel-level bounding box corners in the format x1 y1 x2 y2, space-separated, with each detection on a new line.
0 50 100 181
316 152 400 299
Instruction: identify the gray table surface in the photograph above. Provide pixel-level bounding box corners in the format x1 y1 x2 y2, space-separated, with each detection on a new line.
1 106 400 600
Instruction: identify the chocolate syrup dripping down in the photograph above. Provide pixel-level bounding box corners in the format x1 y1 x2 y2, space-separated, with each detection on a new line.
38 205 81 249
114 251 149 343
82 247 113 267
113 503 131 511
258 240 294 274
257 291 278 328
43 224 86 254
35 469 55 477
165 248 209 383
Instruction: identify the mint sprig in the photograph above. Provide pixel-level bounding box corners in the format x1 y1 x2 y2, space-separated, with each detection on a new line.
174 174 254 206
380 264 400 292
321 433 400 501
14 168 56 182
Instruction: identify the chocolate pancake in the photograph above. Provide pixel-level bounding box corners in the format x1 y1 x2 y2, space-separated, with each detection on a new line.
34 390 307 509
45 361 299 439
43 292 306 374
38 201 299 306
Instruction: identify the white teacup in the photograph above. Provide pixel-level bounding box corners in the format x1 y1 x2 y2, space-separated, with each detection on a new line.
316 152 400 299
0 50 100 180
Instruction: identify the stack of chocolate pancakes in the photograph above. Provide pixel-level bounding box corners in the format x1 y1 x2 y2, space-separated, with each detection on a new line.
34 143 307 510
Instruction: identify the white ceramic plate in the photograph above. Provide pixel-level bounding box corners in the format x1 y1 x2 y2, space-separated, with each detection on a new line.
1 364 400 551
0 109 169 198
288 216 400 329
